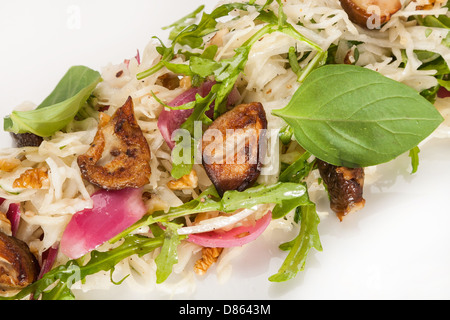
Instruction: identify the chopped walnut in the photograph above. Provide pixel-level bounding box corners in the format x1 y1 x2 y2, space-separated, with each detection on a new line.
413 0 445 9
179 76 192 90
194 247 223 276
13 167 50 189
167 170 198 191
0 158 21 172
0 211 11 236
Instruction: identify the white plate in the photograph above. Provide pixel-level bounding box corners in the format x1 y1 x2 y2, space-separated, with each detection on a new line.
1 0 450 300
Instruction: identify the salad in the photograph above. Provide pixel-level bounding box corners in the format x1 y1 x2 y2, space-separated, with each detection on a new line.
0 0 449 300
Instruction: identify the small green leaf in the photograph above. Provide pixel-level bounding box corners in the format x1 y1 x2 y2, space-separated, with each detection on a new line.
409 146 420 174
155 222 185 284
272 64 444 168
4 66 101 137
269 201 322 282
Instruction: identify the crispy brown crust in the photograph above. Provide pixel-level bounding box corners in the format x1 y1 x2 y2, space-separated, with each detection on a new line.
0 232 39 290
77 97 151 190
339 0 401 29
201 102 267 196
317 160 366 221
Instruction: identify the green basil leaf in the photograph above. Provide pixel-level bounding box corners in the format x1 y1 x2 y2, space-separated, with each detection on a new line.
272 64 444 168
4 66 101 137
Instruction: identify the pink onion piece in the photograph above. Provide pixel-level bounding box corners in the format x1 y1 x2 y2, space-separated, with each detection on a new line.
60 188 147 260
38 245 59 279
187 211 272 248
438 86 450 99
7 203 21 237
158 87 200 149
0 198 21 237
157 81 241 149
124 49 141 68
135 49 141 65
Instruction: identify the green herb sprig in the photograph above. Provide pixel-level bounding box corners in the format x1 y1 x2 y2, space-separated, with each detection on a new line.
3 66 101 137
272 64 444 168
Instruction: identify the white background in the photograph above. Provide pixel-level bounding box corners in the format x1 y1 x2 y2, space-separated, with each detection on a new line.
1 1 450 300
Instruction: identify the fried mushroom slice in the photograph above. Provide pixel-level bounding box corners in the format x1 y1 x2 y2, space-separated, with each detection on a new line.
317 159 366 221
77 96 151 190
0 231 39 290
10 133 43 148
201 102 267 196
339 0 401 29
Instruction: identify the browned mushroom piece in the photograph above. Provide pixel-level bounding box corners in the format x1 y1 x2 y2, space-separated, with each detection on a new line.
0 231 39 290
317 159 366 221
201 102 267 196
10 133 43 148
339 0 402 29
77 96 151 190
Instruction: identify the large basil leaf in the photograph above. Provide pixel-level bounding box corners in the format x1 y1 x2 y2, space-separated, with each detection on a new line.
4 66 101 137
272 65 444 168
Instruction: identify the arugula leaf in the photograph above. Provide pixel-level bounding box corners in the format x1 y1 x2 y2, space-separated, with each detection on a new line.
155 222 186 284
162 5 205 33
137 1 271 80
272 151 316 219
269 201 322 282
170 87 218 179
4 66 101 137
438 78 450 90
272 64 444 168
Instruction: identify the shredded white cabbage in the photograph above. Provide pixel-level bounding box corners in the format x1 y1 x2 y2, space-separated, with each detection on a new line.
0 0 449 297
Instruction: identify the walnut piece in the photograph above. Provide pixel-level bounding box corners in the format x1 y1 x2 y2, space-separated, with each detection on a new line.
194 247 223 276
413 0 445 10
0 159 21 172
13 167 49 189
77 96 151 190
167 170 198 191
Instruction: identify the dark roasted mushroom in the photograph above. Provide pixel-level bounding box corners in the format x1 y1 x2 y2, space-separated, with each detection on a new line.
0 231 39 290
10 133 43 148
201 102 267 196
339 0 401 29
77 96 151 190
317 159 366 221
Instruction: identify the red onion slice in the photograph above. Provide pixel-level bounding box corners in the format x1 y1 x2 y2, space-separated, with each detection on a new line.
0 198 21 237
186 211 272 248
157 81 241 149
60 188 147 260
438 86 450 99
